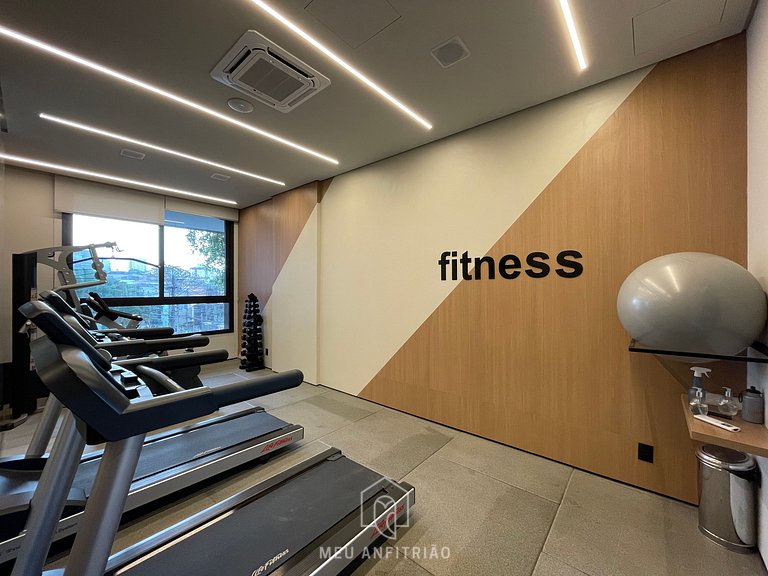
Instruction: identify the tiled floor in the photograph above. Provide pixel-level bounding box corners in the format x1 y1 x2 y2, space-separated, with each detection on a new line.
2 360 766 576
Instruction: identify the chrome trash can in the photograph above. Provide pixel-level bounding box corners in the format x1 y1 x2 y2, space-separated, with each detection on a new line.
696 445 757 553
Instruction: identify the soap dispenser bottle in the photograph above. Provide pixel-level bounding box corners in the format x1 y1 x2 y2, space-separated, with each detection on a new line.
687 367 711 402
689 388 709 416
717 387 739 418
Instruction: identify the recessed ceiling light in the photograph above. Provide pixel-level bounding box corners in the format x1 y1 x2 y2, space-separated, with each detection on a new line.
0 153 238 206
0 23 338 164
558 0 588 71
40 112 285 186
227 98 255 114
248 0 433 130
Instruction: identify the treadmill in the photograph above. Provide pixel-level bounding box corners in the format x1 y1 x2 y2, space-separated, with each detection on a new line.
12 300 415 576
0 309 304 563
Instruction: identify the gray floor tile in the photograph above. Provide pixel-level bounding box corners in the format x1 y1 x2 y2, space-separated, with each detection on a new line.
436 433 572 503
0 411 44 457
320 409 456 480
201 371 249 387
270 392 378 441
397 456 557 576
250 382 326 411
319 387 386 414
533 553 588 576
544 471 763 576
199 358 243 377
352 553 435 576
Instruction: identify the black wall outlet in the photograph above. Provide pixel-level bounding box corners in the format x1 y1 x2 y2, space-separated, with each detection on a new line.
637 443 654 463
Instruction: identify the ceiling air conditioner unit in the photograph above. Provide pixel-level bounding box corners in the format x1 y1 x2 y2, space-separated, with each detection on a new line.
211 31 330 113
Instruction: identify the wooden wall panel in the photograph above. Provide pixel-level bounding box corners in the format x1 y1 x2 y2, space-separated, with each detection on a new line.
238 181 318 309
360 36 747 503
272 182 319 275
238 199 276 307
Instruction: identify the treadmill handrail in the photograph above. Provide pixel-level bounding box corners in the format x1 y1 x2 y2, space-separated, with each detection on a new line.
87 292 143 323
115 350 229 371
22 300 304 440
97 334 210 356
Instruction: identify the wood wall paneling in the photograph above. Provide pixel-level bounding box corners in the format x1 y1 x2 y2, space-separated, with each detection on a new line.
238 182 319 334
360 36 747 503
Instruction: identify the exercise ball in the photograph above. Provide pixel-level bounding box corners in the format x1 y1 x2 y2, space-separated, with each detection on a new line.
617 252 767 355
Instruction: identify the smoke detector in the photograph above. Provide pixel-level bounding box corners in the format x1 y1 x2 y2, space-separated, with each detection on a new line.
211 31 330 113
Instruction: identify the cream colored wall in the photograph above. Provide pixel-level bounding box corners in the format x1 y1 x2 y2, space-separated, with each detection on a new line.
0 166 61 364
747 0 768 564
268 206 318 383
317 67 651 394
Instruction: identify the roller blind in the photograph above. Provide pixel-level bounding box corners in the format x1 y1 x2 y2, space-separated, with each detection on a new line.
54 175 165 225
165 197 238 222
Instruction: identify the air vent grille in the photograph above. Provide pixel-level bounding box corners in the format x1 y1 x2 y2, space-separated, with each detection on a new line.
431 36 471 68
120 149 145 160
212 31 330 113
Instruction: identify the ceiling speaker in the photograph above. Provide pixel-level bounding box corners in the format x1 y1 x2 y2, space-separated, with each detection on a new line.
431 36 470 68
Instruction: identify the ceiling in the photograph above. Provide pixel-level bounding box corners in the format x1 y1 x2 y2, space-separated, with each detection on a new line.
0 0 757 208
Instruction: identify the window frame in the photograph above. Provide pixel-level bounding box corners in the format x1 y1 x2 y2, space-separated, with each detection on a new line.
63 212 235 336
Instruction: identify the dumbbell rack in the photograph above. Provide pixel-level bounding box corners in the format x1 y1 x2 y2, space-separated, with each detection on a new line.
239 293 265 371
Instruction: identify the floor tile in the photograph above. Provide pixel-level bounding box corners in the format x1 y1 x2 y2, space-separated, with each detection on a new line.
199 358 245 377
543 471 763 576
532 553 589 576
319 387 386 414
397 455 558 576
270 392 377 441
200 371 249 387
320 409 456 480
435 433 572 503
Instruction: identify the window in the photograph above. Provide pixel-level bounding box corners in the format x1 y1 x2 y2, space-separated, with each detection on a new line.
66 211 233 334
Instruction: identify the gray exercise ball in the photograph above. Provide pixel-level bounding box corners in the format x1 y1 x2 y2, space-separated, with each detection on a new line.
617 252 767 355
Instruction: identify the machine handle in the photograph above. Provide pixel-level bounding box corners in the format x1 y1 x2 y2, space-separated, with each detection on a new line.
89 292 143 322
113 327 175 339
209 370 304 408
115 349 229 370
98 335 209 356
133 366 185 393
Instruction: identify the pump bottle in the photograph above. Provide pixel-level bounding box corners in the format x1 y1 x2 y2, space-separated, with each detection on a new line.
687 367 711 402
717 387 739 417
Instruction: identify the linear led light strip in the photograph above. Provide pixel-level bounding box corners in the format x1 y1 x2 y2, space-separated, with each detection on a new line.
559 0 588 71
0 153 238 205
40 113 285 186
250 0 433 130
0 24 338 165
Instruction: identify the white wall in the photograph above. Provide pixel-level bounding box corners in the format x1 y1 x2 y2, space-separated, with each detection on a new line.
0 166 61 364
317 67 650 394
748 0 768 564
269 205 318 383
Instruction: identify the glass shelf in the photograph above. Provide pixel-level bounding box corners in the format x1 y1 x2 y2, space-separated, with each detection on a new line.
628 340 768 364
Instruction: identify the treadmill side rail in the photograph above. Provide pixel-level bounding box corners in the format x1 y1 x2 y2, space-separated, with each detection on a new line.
308 482 416 576
0 422 304 564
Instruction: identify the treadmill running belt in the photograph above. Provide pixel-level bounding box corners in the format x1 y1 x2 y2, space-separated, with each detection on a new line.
72 411 286 495
115 456 384 576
